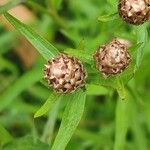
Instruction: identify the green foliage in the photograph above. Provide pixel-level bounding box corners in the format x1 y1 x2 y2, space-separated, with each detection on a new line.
98 13 119 22
0 0 26 14
0 65 43 111
3 135 49 150
0 0 150 149
86 84 108 95
52 89 86 150
34 93 61 118
136 25 148 67
114 95 131 150
0 124 12 146
4 13 59 60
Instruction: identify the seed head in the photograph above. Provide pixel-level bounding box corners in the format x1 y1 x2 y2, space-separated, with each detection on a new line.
93 38 131 77
118 0 150 25
44 54 87 94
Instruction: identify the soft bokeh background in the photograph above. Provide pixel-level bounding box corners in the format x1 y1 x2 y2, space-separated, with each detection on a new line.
0 0 150 149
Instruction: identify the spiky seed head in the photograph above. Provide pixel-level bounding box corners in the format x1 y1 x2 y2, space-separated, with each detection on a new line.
118 0 150 25
44 54 87 94
93 38 131 77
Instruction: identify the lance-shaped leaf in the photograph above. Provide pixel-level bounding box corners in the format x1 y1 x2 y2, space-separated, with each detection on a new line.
0 0 26 14
4 13 59 60
51 89 86 150
34 93 61 118
98 12 119 22
0 66 42 111
0 124 13 146
136 24 148 67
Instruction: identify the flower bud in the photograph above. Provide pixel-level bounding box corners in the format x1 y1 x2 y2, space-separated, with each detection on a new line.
44 54 87 93
118 0 150 25
94 39 131 77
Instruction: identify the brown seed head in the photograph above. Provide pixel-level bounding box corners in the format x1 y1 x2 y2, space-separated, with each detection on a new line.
44 54 87 94
94 39 131 77
118 0 150 25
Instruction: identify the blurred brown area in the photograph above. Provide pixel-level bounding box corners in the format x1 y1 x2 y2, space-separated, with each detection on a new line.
0 1 38 68
0 0 8 5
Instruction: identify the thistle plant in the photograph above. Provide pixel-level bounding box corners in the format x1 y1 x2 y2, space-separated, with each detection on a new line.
118 0 150 25
93 38 131 77
44 53 87 93
0 0 150 150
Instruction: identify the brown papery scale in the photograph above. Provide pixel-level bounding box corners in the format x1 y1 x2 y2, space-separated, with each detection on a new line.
44 54 87 94
118 0 150 25
94 38 131 77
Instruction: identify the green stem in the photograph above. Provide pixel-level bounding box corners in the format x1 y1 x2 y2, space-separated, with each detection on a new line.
114 95 130 150
116 77 126 100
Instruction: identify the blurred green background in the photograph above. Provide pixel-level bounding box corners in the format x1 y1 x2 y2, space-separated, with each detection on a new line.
0 0 150 149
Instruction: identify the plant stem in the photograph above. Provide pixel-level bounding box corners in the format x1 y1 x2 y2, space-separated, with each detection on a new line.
114 94 130 150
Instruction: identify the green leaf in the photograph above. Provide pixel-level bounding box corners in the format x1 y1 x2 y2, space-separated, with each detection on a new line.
34 93 61 118
114 95 130 150
107 0 117 11
130 96 148 150
51 89 86 150
144 96 150 132
0 66 42 111
0 0 26 14
27 1 66 29
136 24 148 67
76 39 85 50
60 29 79 45
0 31 17 54
128 42 143 54
0 56 18 75
64 48 93 64
98 13 119 22
4 13 59 60
0 124 13 146
86 84 108 95
49 0 63 9
75 128 112 146
2 135 49 150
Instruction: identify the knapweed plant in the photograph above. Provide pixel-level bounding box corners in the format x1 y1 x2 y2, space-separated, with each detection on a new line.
0 0 150 150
